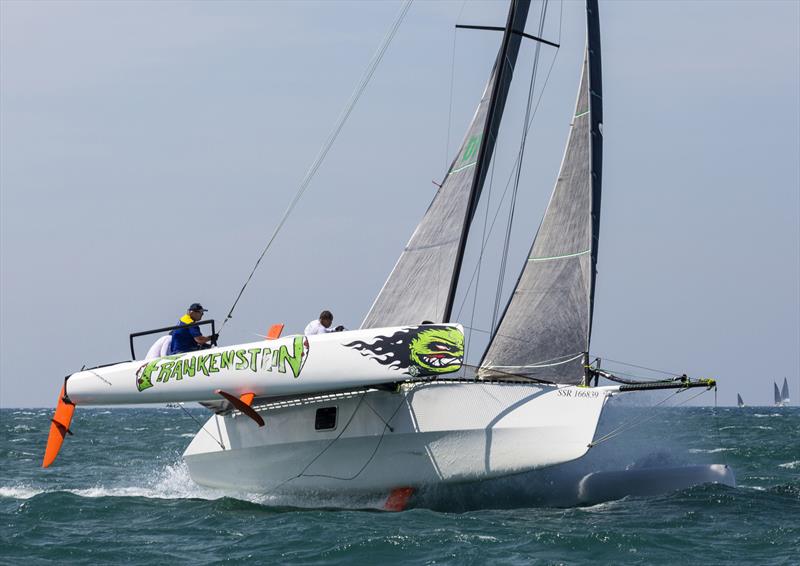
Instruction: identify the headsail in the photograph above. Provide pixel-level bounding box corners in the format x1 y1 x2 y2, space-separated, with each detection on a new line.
774 381 781 406
480 0 602 385
362 0 531 329
781 378 790 404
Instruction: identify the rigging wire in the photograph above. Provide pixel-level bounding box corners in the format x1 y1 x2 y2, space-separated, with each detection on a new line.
491 0 549 332
171 403 226 450
589 386 713 447
466 133 497 363
218 0 413 337
445 0 469 171
454 26 562 323
592 356 686 378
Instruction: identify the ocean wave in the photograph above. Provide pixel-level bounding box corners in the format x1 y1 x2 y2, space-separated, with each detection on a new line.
0 485 44 499
753 413 782 418
688 447 733 454
0 462 226 502
778 461 799 470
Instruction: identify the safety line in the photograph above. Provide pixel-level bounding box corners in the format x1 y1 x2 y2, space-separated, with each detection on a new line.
219 0 413 336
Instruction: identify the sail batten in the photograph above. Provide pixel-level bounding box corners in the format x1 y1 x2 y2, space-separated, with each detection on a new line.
361 0 531 329
480 0 602 385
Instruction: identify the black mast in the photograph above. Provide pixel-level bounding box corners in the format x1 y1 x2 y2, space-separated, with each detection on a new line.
443 0 531 322
586 0 604 342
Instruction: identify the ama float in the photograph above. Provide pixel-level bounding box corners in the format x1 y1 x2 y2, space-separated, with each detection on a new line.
44 0 721 508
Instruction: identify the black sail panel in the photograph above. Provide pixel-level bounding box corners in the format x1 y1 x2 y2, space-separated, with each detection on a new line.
481 0 602 385
362 1 531 329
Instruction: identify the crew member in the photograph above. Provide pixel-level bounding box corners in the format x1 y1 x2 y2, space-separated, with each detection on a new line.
168 303 217 354
304 310 344 335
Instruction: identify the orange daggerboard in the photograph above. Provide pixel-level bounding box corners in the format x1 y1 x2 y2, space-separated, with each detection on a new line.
42 385 75 468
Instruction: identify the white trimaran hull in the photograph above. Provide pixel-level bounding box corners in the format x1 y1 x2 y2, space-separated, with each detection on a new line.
183 381 611 493
52 324 612 494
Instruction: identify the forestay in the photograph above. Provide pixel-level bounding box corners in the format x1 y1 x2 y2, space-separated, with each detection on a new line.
361 0 531 329
481 0 603 385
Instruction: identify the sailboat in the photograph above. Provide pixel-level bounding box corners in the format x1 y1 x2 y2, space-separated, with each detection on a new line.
774 378 790 407
43 0 716 506
737 393 744 408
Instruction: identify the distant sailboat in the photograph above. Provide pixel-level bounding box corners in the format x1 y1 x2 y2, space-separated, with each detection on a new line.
737 393 744 408
774 378 790 407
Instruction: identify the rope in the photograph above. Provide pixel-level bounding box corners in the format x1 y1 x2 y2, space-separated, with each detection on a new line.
594 356 684 377
219 0 413 336
445 0 468 171
171 403 226 451
263 390 408 494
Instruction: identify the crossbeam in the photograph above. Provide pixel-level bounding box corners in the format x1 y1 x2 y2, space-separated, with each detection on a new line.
455 24 560 49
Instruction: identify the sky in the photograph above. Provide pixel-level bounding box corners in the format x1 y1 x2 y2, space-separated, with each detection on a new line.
1 0 798 408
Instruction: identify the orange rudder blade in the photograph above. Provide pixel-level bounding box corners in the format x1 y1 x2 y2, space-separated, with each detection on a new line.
42 385 75 468
266 324 284 340
384 487 414 511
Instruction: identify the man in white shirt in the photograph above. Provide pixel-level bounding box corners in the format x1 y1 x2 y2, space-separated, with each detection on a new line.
304 310 344 335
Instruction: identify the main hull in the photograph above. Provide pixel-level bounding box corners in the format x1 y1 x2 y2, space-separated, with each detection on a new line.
183 381 610 493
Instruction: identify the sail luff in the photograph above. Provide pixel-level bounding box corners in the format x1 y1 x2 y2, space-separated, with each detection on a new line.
361 0 531 329
479 0 602 385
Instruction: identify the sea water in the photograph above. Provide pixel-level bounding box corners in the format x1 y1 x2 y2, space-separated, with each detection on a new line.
1 404 797 565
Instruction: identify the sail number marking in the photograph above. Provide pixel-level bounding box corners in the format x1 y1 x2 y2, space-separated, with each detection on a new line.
557 388 599 399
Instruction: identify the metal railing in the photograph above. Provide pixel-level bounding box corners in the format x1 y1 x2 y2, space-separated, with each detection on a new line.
129 319 216 360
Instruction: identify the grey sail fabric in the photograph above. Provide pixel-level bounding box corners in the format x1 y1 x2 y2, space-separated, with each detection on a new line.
362 1 530 329
480 1 603 385
781 378 789 403
774 382 781 405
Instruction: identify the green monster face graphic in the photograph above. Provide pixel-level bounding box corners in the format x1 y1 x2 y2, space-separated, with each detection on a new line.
409 327 464 374
345 325 464 377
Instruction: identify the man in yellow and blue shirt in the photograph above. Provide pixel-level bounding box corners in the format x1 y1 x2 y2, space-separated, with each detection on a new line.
168 303 217 354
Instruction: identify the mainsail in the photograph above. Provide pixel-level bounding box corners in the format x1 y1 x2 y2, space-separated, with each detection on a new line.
480 0 602 385
774 381 782 406
362 0 531 329
737 394 744 408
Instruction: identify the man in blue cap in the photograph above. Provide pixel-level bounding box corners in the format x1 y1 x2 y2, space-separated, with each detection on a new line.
168 303 217 355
